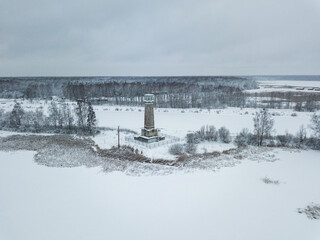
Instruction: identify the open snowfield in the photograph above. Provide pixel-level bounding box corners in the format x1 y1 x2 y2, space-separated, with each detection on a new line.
94 106 313 137
0 150 319 240
247 80 320 93
0 97 317 160
0 79 319 239
0 99 314 139
93 105 315 160
1 97 316 160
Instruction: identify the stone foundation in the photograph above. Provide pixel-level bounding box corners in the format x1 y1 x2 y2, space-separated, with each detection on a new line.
141 128 158 138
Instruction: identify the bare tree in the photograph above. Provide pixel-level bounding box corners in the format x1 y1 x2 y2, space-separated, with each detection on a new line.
48 101 59 128
75 99 88 129
60 102 74 129
253 109 274 146
65 104 74 130
9 102 24 128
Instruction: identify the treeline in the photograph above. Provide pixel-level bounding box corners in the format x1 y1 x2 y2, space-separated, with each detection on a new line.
0 76 257 109
0 100 97 134
0 76 257 99
247 91 320 111
102 86 246 108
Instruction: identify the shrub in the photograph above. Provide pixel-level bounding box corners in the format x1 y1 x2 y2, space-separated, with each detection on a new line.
218 126 231 143
297 204 320 220
262 177 280 185
169 144 184 155
195 125 218 142
186 133 199 144
305 137 320 150
277 133 294 147
185 143 197 154
234 128 251 147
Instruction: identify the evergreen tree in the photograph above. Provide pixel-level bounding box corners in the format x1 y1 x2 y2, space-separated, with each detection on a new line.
87 102 96 133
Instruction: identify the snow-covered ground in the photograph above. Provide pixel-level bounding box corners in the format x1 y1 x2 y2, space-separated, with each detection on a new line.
0 150 319 240
0 99 314 139
0 98 317 159
246 80 320 93
0 98 315 136
87 105 314 159
1 79 320 239
94 106 313 138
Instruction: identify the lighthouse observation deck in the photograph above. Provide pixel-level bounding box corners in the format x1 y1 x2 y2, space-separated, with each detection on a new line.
144 94 155 103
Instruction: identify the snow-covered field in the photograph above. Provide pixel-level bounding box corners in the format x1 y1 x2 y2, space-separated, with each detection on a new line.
1 98 315 160
92 105 314 159
94 106 313 137
0 79 320 240
0 150 319 240
0 99 314 139
247 80 320 93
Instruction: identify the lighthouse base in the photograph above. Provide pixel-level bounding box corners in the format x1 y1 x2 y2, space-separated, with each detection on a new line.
141 128 158 138
134 128 165 143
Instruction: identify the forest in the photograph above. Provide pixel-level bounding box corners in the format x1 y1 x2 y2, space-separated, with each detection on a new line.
1 76 320 111
0 76 256 108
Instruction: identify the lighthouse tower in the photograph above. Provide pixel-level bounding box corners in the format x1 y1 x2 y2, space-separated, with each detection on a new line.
135 94 164 143
141 94 158 142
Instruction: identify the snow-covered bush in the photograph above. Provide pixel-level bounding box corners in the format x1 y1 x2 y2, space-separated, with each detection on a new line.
297 204 320 220
234 128 252 147
186 125 219 144
277 133 294 147
305 137 320 150
169 144 184 155
218 127 231 143
196 125 218 142
186 133 200 144
185 143 197 154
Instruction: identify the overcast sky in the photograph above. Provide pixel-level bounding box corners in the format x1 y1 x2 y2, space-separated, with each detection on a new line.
1 0 320 76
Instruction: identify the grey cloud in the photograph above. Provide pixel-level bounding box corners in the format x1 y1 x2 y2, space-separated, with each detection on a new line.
0 0 320 76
